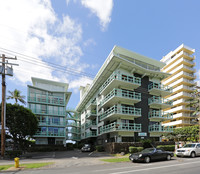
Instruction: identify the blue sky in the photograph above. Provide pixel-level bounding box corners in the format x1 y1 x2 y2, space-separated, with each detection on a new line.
0 0 199 108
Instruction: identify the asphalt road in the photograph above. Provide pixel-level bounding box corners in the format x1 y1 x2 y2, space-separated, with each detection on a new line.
3 157 200 174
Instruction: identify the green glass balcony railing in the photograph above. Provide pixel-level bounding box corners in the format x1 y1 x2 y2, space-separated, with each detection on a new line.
66 122 80 127
85 110 97 119
85 131 97 138
99 105 141 121
148 110 173 120
101 88 141 106
32 109 65 116
99 71 141 93
85 121 97 129
148 82 172 92
67 128 81 134
86 98 97 108
39 121 66 127
34 131 65 137
66 135 81 141
149 125 173 133
28 96 65 106
100 122 141 134
148 96 173 105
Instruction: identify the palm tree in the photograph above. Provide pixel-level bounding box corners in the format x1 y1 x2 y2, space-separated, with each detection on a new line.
187 86 200 142
7 89 26 105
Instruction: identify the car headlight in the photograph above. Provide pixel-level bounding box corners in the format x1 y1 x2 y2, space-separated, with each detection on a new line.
139 154 142 157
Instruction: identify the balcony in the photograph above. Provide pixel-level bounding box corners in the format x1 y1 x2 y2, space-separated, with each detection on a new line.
85 110 97 119
148 96 172 109
85 120 97 129
39 121 65 127
148 110 173 122
67 135 81 141
148 82 172 97
32 109 65 116
162 120 192 127
99 105 141 121
67 128 80 134
66 122 80 127
164 105 194 113
86 98 97 109
28 96 65 106
100 122 141 135
149 125 173 133
167 91 192 101
34 131 65 137
66 113 80 121
168 78 195 88
85 131 97 138
99 71 141 95
100 88 141 107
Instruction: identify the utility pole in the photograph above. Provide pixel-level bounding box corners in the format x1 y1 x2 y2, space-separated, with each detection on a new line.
0 54 18 158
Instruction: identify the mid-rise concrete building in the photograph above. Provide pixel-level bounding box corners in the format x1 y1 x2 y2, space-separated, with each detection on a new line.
28 77 72 145
161 44 197 128
76 46 173 145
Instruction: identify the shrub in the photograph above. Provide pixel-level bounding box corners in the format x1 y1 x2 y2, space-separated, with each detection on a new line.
129 146 137 153
129 146 143 153
6 150 22 158
96 145 104 152
156 145 175 151
137 147 144 152
66 143 74 150
140 139 152 149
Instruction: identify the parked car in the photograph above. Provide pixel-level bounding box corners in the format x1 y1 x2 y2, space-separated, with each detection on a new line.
81 144 93 152
129 148 174 163
176 143 200 158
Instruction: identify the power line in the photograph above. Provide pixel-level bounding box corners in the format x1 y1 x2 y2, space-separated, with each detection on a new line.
0 47 95 78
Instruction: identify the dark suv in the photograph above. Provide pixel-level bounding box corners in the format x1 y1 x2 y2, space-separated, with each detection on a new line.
81 144 93 152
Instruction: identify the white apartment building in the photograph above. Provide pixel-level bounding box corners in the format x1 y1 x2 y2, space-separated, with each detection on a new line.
161 44 197 128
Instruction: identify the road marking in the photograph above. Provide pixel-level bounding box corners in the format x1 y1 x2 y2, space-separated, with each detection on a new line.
109 160 200 174
89 152 93 156
94 164 153 172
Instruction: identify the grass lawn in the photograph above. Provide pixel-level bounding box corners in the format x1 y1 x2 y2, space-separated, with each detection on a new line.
101 157 130 163
0 162 54 171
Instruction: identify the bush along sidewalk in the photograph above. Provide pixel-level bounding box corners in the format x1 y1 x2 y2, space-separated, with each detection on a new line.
129 146 144 153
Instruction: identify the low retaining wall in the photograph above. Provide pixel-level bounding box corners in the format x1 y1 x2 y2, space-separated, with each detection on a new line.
104 142 175 154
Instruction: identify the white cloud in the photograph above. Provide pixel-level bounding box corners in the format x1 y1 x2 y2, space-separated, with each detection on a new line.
0 0 91 91
81 0 113 30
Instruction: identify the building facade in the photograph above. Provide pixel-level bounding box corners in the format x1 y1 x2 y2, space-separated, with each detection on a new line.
76 46 173 145
27 77 72 145
161 44 197 128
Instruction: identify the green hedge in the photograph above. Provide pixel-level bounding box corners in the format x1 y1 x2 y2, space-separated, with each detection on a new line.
129 146 143 153
6 150 23 158
156 145 175 151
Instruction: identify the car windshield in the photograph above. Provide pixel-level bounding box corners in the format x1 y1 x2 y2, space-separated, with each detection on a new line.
84 144 90 147
141 148 155 153
183 144 196 148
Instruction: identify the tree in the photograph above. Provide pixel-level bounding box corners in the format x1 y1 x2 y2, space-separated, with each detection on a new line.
7 89 26 105
0 103 38 150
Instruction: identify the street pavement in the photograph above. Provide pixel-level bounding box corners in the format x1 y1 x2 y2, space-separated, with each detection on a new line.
1 150 200 174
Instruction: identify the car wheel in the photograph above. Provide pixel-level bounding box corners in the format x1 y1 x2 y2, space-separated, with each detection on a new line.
144 156 151 163
166 154 171 161
190 152 196 158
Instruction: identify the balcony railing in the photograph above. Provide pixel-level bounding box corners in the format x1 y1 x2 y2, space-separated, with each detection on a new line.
66 122 80 127
148 82 172 93
85 110 97 119
31 109 65 116
148 96 173 106
148 110 173 120
149 125 173 133
85 131 97 138
66 135 81 141
39 121 65 127
99 105 141 121
101 88 141 106
85 121 97 129
28 96 65 106
67 128 81 134
100 122 141 134
34 131 65 137
99 71 141 93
